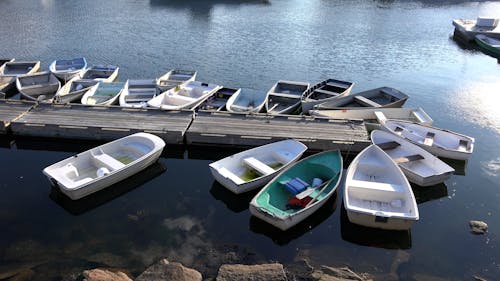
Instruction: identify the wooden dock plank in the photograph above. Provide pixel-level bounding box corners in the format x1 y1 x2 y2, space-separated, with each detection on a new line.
10 103 193 144
186 111 370 152
0 100 36 133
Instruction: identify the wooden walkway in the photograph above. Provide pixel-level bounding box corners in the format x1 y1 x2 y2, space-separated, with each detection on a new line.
9 103 193 144
187 111 370 152
0 102 370 151
0 100 35 133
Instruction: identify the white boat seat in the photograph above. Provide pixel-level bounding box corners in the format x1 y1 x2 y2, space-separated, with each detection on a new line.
59 163 79 179
272 150 293 164
393 154 424 164
242 157 275 175
354 95 382 107
411 110 427 124
92 152 125 171
270 92 302 99
376 141 401 150
350 179 403 193
218 167 244 185
458 139 469 151
423 132 435 146
313 89 338 97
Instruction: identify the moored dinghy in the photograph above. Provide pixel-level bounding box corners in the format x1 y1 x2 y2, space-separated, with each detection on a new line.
0 58 15 67
225 88 268 113
452 17 500 41
344 144 419 230
80 65 119 82
43 132 165 200
0 76 16 94
49 57 87 81
54 78 100 103
16 71 61 102
265 80 309 114
381 120 474 160
314 87 408 110
310 107 433 130
119 79 159 108
156 69 197 92
196 86 241 111
148 81 221 110
475 34 500 57
301 78 354 114
371 130 455 186
249 150 343 231
81 82 125 105
0 61 40 76
209 139 308 194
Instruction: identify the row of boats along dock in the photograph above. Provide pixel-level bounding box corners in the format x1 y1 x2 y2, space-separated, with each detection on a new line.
0 57 468 155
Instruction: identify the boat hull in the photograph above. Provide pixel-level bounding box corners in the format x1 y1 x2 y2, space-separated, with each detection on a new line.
475 35 500 57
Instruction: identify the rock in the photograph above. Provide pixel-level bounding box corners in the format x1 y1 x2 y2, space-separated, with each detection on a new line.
216 263 287 281
82 268 132 281
312 266 370 281
136 259 202 281
469 220 488 234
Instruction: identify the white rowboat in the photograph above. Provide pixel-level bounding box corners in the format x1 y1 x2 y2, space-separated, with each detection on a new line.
381 120 474 160
16 71 61 102
49 57 87 81
119 79 159 108
313 87 408 110
265 80 309 114
371 130 455 186
301 78 354 114
226 89 268 113
43 132 165 200
209 139 308 194
156 69 196 92
148 81 221 110
81 82 125 106
344 144 419 230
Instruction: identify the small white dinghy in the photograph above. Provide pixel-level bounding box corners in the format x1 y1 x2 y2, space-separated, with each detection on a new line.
156 69 197 92
81 82 125 106
49 57 87 81
43 132 165 200
119 79 159 108
16 71 61 102
344 144 419 230
226 88 268 113
300 78 354 114
381 120 474 160
54 78 100 103
148 81 221 110
265 80 309 114
80 65 119 82
371 130 455 186
209 139 308 194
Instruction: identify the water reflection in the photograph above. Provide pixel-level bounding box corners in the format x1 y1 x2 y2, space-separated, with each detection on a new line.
340 204 412 250
249 193 338 246
209 181 256 213
441 158 467 176
49 161 166 215
412 183 448 204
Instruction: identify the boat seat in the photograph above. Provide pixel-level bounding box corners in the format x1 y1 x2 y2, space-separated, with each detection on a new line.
273 150 293 164
91 152 125 171
376 141 401 150
313 89 337 96
218 167 244 185
411 110 427 124
59 163 79 179
458 139 469 151
423 132 435 146
270 92 302 99
393 154 424 164
349 179 403 193
242 157 275 175
354 95 382 107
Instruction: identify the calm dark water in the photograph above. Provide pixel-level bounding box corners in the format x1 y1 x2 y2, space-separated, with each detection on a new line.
1 0 499 280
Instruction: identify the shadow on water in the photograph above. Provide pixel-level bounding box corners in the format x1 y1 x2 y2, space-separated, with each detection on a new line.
412 182 448 204
150 0 270 20
0 135 14 148
249 192 338 246
209 180 257 213
49 161 167 215
187 144 246 161
339 203 412 250
441 158 468 176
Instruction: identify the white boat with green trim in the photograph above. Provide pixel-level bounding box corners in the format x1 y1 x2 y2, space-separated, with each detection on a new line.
249 150 343 231
209 139 307 194
43 132 165 200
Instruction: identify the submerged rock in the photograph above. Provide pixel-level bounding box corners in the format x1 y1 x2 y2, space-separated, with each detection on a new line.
469 220 488 234
313 266 371 281
216 263 287 281
82 268 132 281
135 258 202 281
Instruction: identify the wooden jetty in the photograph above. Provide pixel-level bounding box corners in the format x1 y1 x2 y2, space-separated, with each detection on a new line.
0 101 370 151
187 111 369 152
9 103 193 144
0 100 35 133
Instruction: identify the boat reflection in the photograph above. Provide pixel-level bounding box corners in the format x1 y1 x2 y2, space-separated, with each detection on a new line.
0 135 13 148
441 158 467 176
49 161 166 215
187 144 245 161
209 180 257 213
412 182 448 205
249 192 338 246
340 203 412 250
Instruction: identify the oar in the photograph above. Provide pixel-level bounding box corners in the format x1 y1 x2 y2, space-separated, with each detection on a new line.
304 170 340 208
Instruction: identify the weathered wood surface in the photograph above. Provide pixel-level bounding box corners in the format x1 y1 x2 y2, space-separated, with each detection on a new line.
0 100 36 133
10 103 193 143
186 111 370 152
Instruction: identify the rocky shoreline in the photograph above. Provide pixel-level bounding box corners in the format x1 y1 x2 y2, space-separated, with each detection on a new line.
81 258 373 281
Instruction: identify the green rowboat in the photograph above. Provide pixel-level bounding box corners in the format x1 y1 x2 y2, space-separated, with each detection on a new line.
475 34 500 57
249 150 343 231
